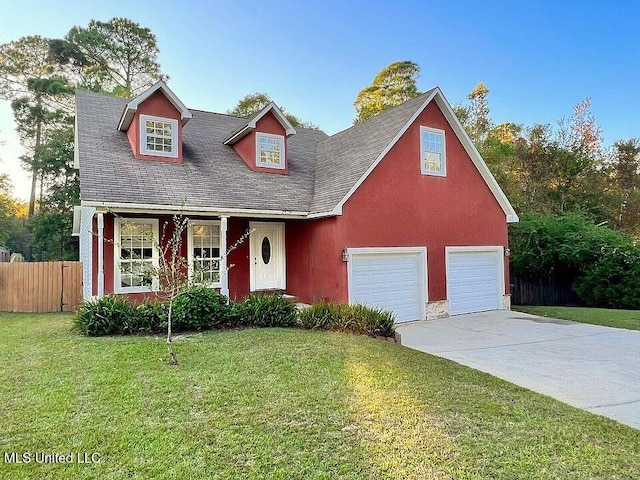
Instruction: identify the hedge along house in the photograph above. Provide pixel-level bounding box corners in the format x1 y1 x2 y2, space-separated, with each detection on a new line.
73 81 518 322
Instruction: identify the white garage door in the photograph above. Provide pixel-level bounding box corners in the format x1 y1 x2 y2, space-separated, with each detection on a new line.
447 248 504 315
348 248 426 323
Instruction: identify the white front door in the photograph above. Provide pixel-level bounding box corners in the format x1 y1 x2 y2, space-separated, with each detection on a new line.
250 222 286 291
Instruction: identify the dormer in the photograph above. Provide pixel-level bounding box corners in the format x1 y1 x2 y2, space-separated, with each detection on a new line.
223 102 296 174
118 81 192 163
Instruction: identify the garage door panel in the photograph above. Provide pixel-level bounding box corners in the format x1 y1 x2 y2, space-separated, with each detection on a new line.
349 250 426 323
448 249 503 316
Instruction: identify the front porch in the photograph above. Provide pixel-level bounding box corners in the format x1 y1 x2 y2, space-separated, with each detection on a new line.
74 206 299 303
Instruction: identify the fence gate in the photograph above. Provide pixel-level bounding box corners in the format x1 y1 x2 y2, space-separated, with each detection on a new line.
0 262 83 313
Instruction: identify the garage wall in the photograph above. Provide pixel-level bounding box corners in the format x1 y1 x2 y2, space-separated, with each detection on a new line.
337 100 510 305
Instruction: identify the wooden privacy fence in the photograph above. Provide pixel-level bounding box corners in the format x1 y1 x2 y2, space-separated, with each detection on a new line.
510 276 582 306
0 262 83 313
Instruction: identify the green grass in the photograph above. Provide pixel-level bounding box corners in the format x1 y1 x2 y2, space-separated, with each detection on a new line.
1 313 639 479
514 305 640 331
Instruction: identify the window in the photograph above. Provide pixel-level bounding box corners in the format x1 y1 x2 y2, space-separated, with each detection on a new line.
188 221 221 286
114 218 159 293
256 133 285 169
420 126 446 176
140 114 178 158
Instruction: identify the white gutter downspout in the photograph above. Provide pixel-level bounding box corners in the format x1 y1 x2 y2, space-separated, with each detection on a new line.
220 216 229 298
97 212 104 297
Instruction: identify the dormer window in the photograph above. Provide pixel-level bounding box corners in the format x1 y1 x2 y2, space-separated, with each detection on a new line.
140 114 178 158
420 126 446 176
256 133 285 169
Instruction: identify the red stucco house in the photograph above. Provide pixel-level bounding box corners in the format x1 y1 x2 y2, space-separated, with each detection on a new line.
73 81 518 322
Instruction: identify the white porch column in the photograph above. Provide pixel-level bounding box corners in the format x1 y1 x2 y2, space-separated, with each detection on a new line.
97 212 105 298
79 206 96 300
220 215 229 297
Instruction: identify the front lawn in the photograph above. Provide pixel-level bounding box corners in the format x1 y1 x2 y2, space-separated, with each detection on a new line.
514 305 640 331
1 313 639 479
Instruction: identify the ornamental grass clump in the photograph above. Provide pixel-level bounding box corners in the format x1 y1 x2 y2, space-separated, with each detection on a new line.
238 293 297 327
74 295 139 336
298 301 396 338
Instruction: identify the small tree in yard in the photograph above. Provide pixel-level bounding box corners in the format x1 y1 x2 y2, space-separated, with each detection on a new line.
101 211 190 365
156 214 190 365
115 212 252 365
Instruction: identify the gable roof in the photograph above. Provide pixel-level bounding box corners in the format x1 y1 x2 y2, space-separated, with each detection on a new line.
77 90 326 215
310 87 518 222
310 90 437 216
223 102 296 145
117 80 193 131
76 86 518 222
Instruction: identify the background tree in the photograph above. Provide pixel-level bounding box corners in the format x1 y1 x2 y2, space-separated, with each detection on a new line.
228 92 318 129
0 174 18 246
52 17 166 97
612 138 640 233
0 18 167 261
353 60 420 123
29 126 78 260
0 36 73 218
460 81 493 145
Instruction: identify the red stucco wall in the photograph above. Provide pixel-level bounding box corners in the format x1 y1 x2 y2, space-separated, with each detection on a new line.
337 101 509 301
286 217 345 304
286 99 509 304
233 112 288 174
126 90 183 163
227 217 251 301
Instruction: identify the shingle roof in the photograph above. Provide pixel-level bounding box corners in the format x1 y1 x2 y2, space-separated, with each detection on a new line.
76 90 326 213
75 89 435 216
311 90 435 214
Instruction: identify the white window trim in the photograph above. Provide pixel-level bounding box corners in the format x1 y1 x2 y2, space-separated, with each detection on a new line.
255 132 285 170
187 220 222 288
139 114 179 158
420 126 446 177
114 217 160 294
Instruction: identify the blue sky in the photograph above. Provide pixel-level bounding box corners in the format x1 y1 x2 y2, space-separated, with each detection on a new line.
1 0 639 200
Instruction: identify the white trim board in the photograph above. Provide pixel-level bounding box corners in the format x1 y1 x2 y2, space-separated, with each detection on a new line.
80 200 309 219
118 80 192 131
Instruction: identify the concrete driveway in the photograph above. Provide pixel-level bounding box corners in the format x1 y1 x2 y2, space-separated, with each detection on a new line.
397 310 640 429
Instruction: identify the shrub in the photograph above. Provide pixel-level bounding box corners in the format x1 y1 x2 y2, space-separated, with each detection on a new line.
74 295 137 336
509 211 631 280
509 211 640 307
171 286 235 331
574 247 640 309
238 294 297 327
133 301 167 334
298 301 396 337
